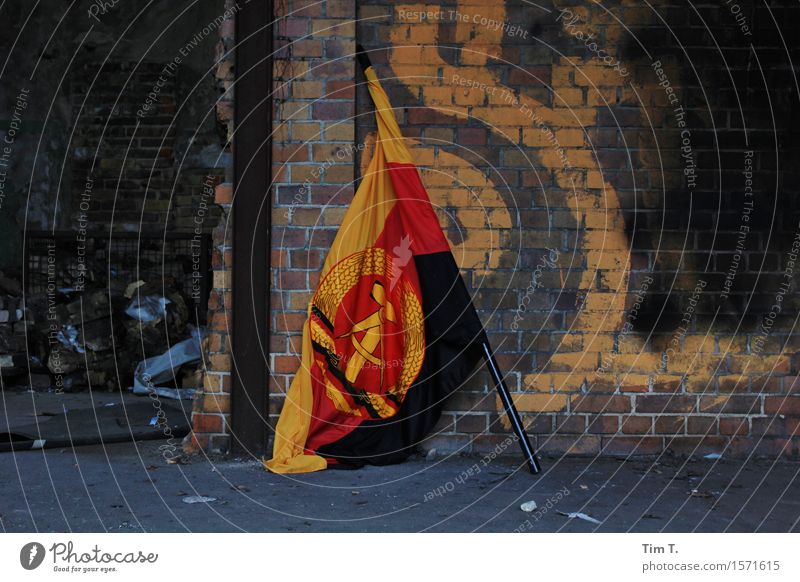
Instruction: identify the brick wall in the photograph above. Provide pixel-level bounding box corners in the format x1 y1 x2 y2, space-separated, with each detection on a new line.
185 0 236 454
191 0 800 460
269 0 358 424
67 52 229 449
69 61 224 233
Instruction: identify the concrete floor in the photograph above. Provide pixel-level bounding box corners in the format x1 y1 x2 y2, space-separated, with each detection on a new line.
1 393 799 532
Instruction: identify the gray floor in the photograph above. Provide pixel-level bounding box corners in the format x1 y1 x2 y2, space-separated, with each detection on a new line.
1 392 799 532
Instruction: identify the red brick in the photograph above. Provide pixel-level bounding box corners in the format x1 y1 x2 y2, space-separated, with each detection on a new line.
687 416 717 435
785 377 800 394
699 395 760 415
207 290 222 311
635 395 697 413
206 332 224 353
277 270 307 290
192 413 225 434
209 312 229 332
291 0 323 18
507 67 551 87
289 249 322 269
214 182 233 204
719 418 749 436
652 376 683 393
572 394 631 413
273 144 309 162
280 18 310 37
457 128 487 145
750 375 785 394
621 415 652 435
313 101 354 120
516 414 552 435
654 416 685 435
292 40 323 57
587 414 618 434
554 414 585 434
209 354 231 372
326 80 355 100
202 394 231 414
274 312 307 333
765 396 800 415
315 59 353 79
273 355 301 374
326 0 354 18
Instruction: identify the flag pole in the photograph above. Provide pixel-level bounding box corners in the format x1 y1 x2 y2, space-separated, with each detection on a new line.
355 44 541 475
481 342 541 474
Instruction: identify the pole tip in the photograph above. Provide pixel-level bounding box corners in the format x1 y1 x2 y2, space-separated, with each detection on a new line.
355 44 372 72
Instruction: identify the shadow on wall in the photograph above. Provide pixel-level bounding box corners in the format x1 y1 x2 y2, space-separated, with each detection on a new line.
612 1 800 331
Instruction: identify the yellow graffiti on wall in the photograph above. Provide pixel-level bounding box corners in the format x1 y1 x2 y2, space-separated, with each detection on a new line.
382 1 782 413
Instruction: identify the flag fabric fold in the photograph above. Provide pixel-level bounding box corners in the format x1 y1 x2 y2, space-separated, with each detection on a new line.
265 66 486 474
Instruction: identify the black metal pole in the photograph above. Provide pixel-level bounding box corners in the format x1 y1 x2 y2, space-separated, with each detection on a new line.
481 342 541 474
356 44 372 72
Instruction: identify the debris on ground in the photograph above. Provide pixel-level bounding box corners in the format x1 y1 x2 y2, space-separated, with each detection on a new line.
182 495 217 504
557 511 602 525
688 489 716 499
130 326 204 400
125 294 170 323
520 500 538 512
0 264 200 395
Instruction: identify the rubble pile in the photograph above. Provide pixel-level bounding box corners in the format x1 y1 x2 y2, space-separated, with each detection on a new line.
0 268 203 396
0 271 30 379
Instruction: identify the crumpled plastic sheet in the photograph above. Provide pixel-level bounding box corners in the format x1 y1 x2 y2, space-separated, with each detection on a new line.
130 326 204 400
125 294 171 322
56 324 85 354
